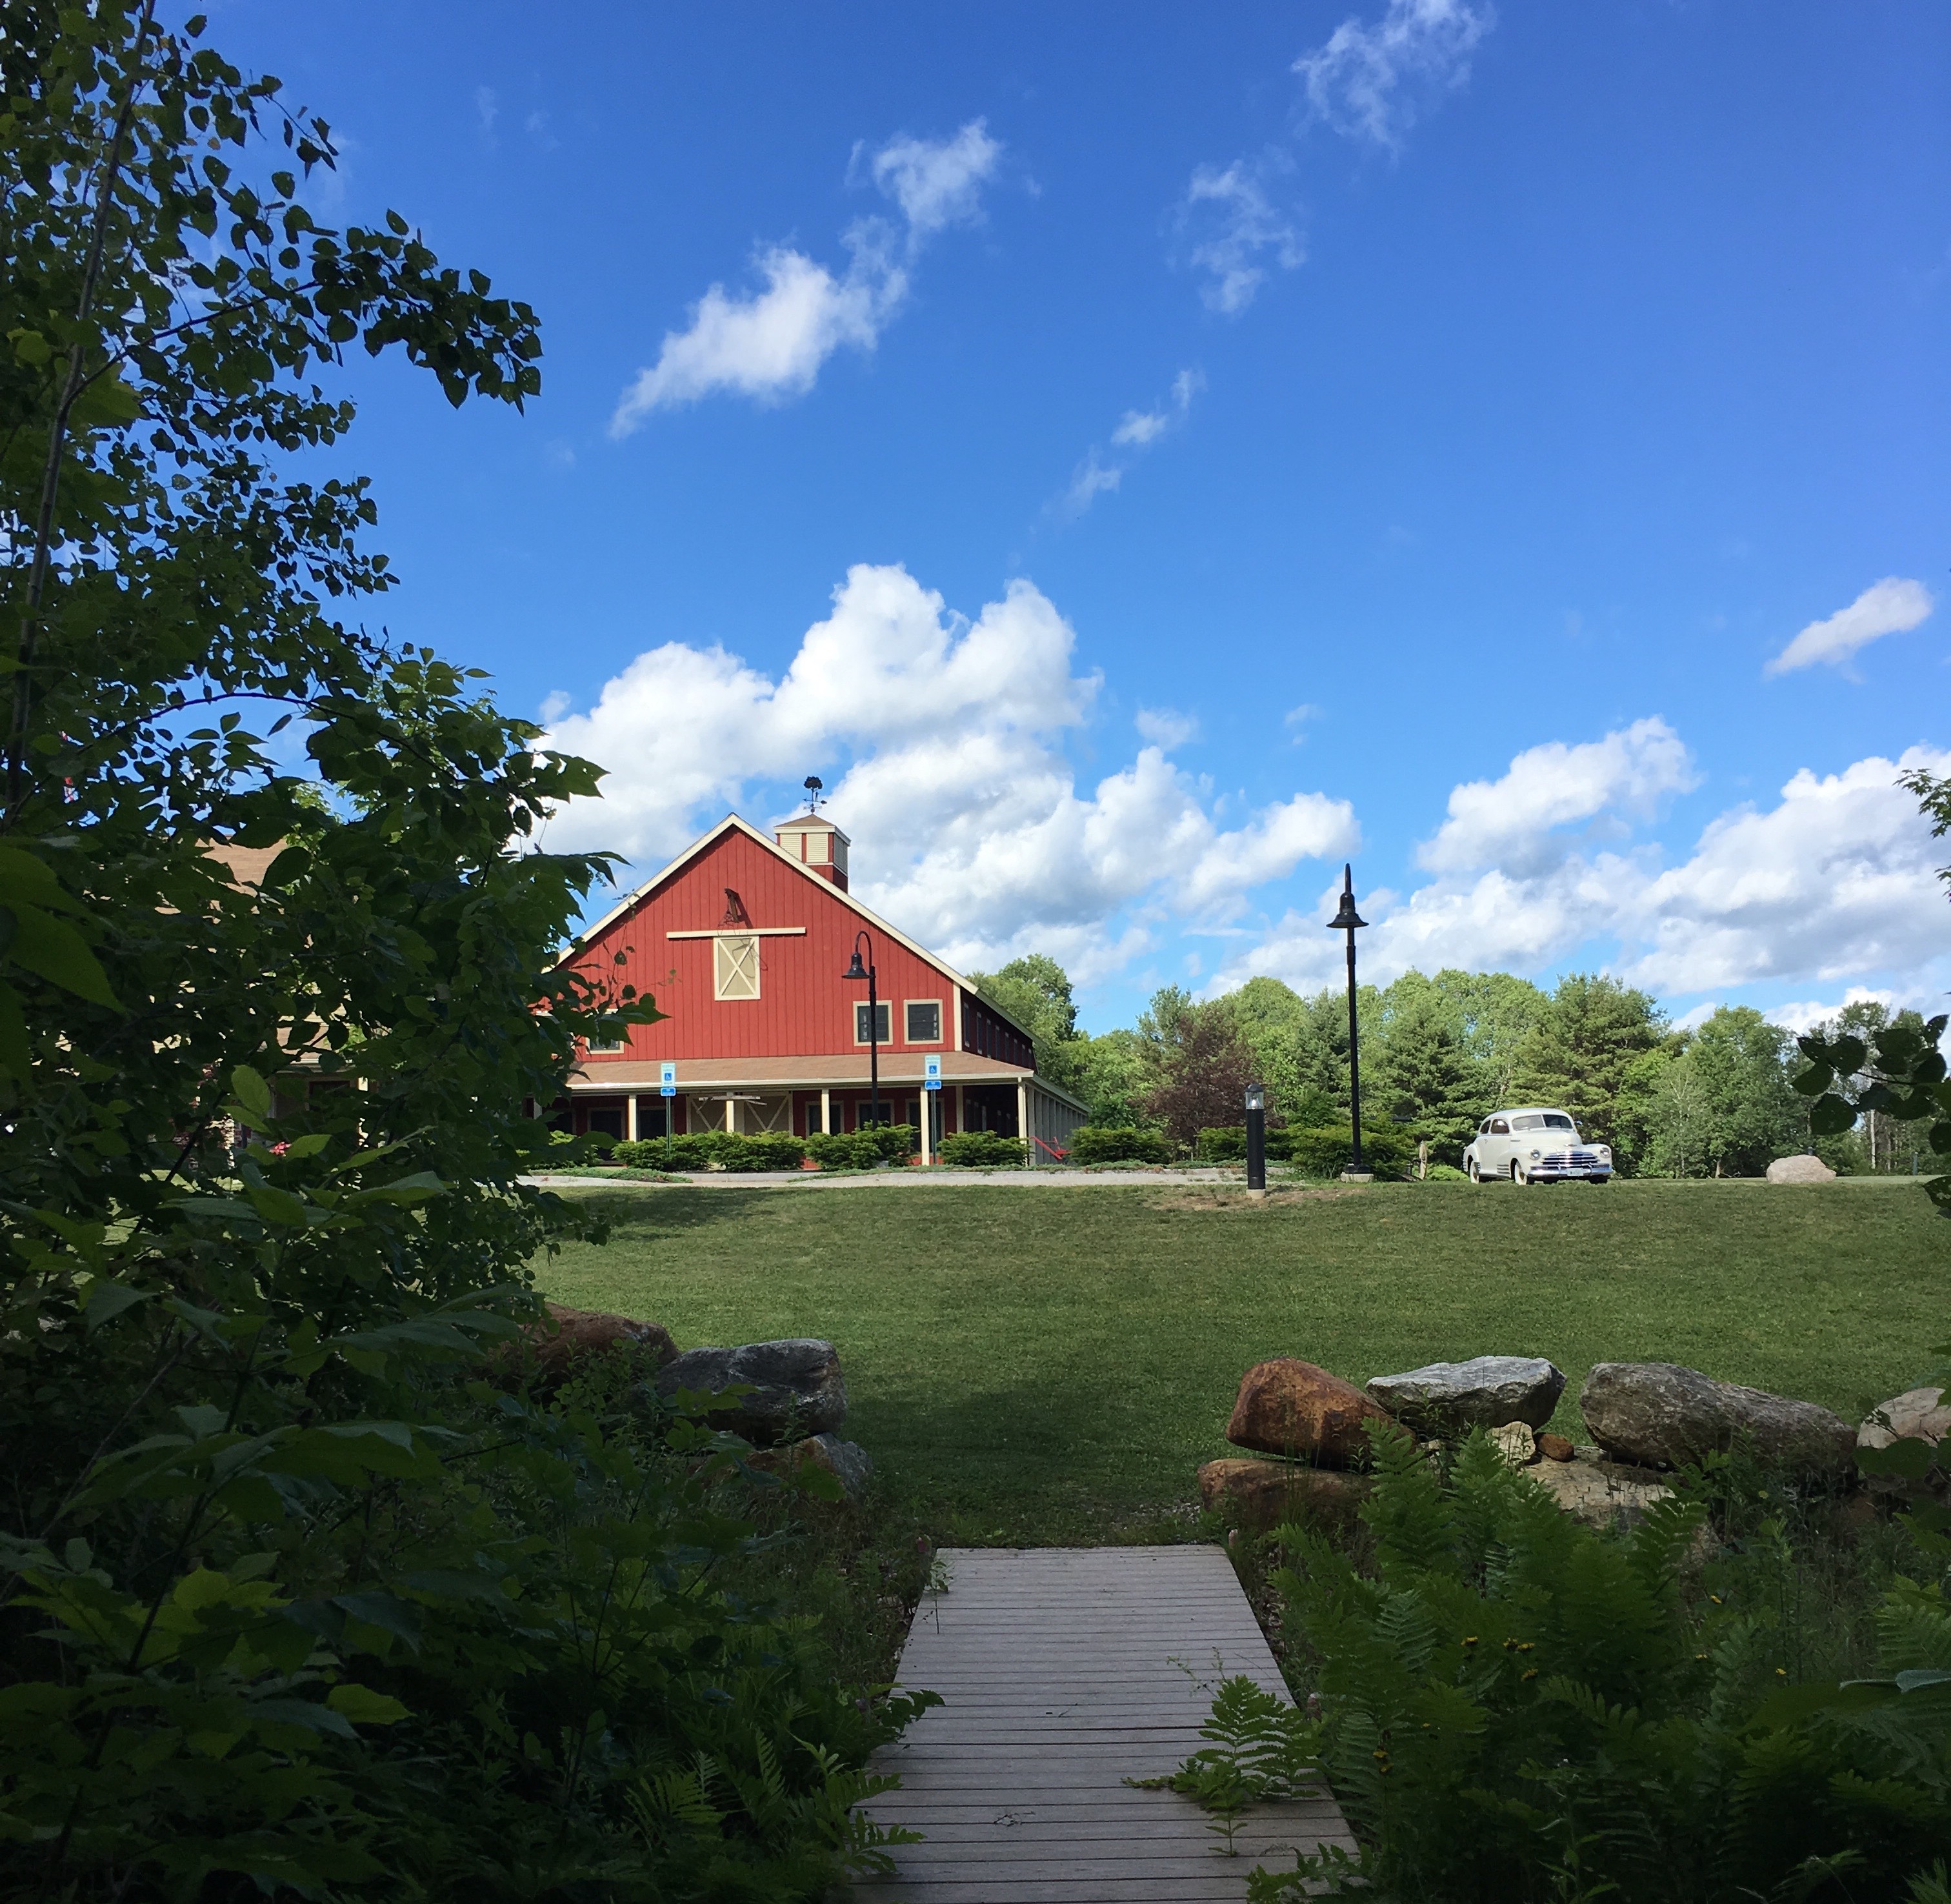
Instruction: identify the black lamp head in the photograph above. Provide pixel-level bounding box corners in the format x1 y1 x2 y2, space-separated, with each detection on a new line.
1245 1083 1266 1114
1327 863 1368 932
843 949 868 982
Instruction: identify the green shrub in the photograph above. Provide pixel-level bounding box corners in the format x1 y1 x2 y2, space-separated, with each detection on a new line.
1067 1125 1173 1165
806 1130 882 1169
1249 1424 1951 1901
939 1130 1028 1168
1287 1124 1412 1180
1420 1161 1468 1181
710 1132 808 1171
861 1121 919 1161
616 1134 710 1170
1199 1125 1248 1161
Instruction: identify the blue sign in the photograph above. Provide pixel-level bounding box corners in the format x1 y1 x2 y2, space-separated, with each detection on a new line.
660 1061 677 1098
925 1055 941 1092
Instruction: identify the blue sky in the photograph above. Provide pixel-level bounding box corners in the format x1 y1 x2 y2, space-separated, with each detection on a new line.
217 0 1950 1033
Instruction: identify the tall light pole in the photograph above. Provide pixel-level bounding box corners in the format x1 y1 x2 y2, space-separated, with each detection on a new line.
1244 1082 1267 1199
1327 865 1369 1180
843 930 882 1130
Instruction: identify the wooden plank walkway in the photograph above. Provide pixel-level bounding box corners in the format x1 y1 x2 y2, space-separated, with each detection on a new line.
856 1545 1356 1901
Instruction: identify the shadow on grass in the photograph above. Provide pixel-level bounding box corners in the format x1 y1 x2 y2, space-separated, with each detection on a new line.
563 1187 784 1239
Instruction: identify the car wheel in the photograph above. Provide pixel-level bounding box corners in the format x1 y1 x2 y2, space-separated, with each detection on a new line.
1588 1174 1610 1186
1511 1161 1526 1186
1467 1158 1479 1183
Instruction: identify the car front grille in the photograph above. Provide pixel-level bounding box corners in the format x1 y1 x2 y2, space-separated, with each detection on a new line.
1541 1149 1603 1170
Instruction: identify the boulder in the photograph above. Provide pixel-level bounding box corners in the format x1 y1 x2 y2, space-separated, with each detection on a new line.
1858 1386 1951 1452
512 1302 677 1393
1226 1359 1394 1466
1537 1432 1576 1463
1530 1452 1673 1528
744 1433 874 1501
1197 1459 1370 1533
654 1338 847 1445
1581 1361 1855 1475
1766 1154 1836 1185
1488 1421 1537 1467
1366 1356 1566 1431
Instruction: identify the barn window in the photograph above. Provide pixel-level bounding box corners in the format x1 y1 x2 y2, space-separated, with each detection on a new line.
854 1001 891 1045
905 999 941 1043
715 934 760 1000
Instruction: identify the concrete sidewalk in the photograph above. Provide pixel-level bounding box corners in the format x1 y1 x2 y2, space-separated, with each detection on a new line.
521 1165 1272 1192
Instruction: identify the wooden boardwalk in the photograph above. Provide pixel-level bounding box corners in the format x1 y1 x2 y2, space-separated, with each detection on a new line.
856 1545 1356 1902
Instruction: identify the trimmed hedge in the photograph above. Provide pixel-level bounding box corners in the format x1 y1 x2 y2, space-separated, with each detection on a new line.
1194 1125 1297 1162
805 1131 881 1170
613 1132 806 1172
1067 1125 1174 1165
939 1130 1028 1168
1288 1123 1413 1180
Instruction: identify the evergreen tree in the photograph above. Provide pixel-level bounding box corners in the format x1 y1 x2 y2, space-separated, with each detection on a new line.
1513 972 1665 1157
1375 987 1486 1161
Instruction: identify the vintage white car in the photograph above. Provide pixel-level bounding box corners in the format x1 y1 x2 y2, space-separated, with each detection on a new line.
1465 1107 1612 1185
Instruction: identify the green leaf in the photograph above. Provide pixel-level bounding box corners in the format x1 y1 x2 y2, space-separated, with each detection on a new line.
1790 1063 1832 1097
243 1181 310 1226
1808 1094 1857 1137
8 327 52 366
327 1682 409 1725
231 1065 274 1123
3 903 117 1006
81 1278 152 1330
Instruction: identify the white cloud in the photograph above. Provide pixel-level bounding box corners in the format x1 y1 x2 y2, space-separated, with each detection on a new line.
1285 703 1323 743
1764 576 1934 677
1295 0 1496 150
610 232 903 428
1061 368 1203 518
1614 748 1951 993
1182 159 1303 315
611 123 1000 430
1212 728 1951 1009
1134 706 1197 748
474 86 498 137
1765 988 1897 1037
539 565 1355 981
866 119 1001 243
1417 717 1698 877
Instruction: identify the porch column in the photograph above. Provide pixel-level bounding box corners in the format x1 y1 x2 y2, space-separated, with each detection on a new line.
625 1094 639 1142
920 1090 933 1166
954 1083 965 1138
1017 1079 1030 1165
725 1097 736 1135
819 1087 831 1136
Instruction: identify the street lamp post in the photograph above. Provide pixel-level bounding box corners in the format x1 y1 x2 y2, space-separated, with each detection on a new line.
843 931 883 1132
1244 1082 1267 1199
1326 864 1370 1181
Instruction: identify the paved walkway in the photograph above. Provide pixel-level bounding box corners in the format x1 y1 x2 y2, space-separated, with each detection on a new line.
855 1546 1355 1901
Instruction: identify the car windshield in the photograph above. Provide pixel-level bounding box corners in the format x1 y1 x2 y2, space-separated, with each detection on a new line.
1542 1113 1576 1132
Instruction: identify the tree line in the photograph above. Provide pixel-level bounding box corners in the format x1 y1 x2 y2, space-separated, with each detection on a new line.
970 956 1934 1177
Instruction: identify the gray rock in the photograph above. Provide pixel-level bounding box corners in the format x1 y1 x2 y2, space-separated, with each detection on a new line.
1530 1451 1672 1527
1859 1385 1951 1452
1366 1356 1567 1430
654 1338 846 1445
745 1432 874 1499
1766 1153 1836 1184
1580 1361 1855 1475
1488 1421 1537 1467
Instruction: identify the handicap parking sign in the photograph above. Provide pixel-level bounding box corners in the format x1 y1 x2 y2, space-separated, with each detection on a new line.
659 1061 676 1098
924 1054 941 1092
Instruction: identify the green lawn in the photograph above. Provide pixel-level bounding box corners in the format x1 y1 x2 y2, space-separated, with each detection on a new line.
532 1179 1951 1545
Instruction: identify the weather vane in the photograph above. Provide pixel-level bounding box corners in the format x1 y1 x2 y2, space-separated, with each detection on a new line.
803 774 825 814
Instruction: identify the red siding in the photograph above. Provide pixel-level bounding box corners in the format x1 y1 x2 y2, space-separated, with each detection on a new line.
563 829 962 1063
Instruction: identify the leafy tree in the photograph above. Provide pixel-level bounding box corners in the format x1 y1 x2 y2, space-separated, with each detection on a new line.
1143 997 1261 1148
1072 1025 1152 1127
1641 1044 1711 1177
1513 972 1666 1161
0 10 917 1897
970 952 1086 1093
1221 975 1310 1115
1434 967 1550 1105
1682 1006 1805 1176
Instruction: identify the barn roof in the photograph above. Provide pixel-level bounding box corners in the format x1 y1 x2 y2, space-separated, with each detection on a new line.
560 812 1038 1044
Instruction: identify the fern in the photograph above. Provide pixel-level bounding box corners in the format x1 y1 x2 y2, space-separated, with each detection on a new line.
1126 1674 1321 1854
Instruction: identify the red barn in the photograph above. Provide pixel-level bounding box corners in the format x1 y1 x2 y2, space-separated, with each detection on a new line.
546 812 1088 1163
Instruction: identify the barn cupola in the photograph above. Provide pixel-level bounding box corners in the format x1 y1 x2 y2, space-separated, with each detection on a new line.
774 813 850 890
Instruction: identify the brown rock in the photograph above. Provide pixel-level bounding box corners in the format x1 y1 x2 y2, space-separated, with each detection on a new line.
1197 1458 1370 1533
1226 1358 1395 1465
1537 1432 1576 1462
1858 1385 1951 1452
511 1302 677 1393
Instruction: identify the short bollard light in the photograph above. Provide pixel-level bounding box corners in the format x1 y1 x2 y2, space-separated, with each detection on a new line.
1245 1082 1267 1199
